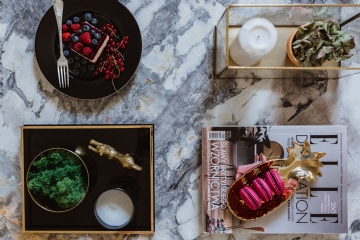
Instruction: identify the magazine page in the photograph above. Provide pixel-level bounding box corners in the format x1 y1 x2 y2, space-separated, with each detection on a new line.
202 125 347 234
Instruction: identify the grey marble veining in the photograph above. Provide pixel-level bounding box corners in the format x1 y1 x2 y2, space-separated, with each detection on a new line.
1 0 360 239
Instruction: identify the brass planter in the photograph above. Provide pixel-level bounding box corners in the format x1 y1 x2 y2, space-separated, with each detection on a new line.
26 148 89 213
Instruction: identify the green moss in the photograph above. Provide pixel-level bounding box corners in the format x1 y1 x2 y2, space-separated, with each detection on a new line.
28 150 87 209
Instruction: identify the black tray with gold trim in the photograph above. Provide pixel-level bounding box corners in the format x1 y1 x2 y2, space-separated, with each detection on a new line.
21 125 154 234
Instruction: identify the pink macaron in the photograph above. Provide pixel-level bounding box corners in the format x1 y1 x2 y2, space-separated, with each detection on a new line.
252 177 273 202
240 186 262 210
265 169 285 195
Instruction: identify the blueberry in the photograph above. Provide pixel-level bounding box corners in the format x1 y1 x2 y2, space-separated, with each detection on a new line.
84 13 93 21
74 62 81 68
68 58 74 65
94 33 101 40
91 39 98 45
82 25 90 32
72 68 80 76
63 50 70 57
80 65 88 74
81 58 87 65
88 64 95 71
65 19 72 26
71 35 79 43
73 16 80 24
90 18 98 25
74 55 81 61
76 29 83 35
90 29 96 36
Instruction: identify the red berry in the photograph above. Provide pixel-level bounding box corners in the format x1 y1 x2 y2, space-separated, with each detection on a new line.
94 71 99 75
106 23 110 28
123 41 128 45
120 44 125 49
105 74 110 80
96 67 101 72
62 24 69 32
111 42 116 47
80 32 92 44
74 42 83 51
124 36 129 40
82 47 92 56
102 26 106 31
71 24 81 32
107 57 112 61
120 67 125 72
110 63 115 68
62 32 71 42
119 62 124 67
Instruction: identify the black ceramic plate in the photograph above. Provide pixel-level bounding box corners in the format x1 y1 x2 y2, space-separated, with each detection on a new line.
35 0 142 99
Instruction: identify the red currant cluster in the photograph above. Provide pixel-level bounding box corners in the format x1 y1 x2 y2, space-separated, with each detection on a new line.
102 23 118 38
94 35 129 80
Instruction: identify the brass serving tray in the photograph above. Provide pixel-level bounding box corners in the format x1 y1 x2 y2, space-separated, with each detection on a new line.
21 125 154 234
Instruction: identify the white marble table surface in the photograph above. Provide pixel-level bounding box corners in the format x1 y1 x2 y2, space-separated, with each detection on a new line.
1 0 360 239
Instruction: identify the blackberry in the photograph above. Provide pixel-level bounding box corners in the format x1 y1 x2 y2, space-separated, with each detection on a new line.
88 64 95 71
81 58 87 65
90 18 98 25
84 13 92 21
80 66 88 74
65 19 72 26
82 25 90 32
73 16 80 24
68 58 74 65
74 62 81 68
72 68 80 76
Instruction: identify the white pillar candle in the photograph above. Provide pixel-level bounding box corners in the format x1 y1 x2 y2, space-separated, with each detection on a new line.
229 18 277 66
95 189 134 228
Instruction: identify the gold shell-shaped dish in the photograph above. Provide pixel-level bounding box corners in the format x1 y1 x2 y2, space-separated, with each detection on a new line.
227 140 326 221
226 160 295 221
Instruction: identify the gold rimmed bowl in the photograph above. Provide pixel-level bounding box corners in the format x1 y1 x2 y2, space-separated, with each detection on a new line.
26 148 89 213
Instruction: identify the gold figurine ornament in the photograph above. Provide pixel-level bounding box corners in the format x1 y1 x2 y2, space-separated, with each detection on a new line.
88 139 142 171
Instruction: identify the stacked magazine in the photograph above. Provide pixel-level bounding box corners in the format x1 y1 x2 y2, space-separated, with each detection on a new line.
202 125 347 234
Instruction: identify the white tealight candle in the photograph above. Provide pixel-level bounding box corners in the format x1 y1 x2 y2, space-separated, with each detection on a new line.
95 189 134 228
229 18 277 66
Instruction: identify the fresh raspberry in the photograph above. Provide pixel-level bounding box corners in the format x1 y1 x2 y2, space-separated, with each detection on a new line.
80 32 92 44
73 42 83 52
71 24 81 32
62 24 69 32
82 47 92 57
62 32 71 42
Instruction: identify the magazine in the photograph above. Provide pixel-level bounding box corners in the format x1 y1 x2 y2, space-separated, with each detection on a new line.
202 125 347 234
